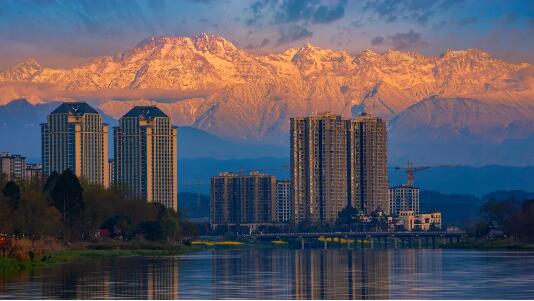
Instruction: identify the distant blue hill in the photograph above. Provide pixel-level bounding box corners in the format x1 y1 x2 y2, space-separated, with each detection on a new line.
0 99 533 197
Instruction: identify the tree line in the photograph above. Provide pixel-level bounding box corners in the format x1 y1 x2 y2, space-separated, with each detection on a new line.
0 170 196 242
469 198 534 243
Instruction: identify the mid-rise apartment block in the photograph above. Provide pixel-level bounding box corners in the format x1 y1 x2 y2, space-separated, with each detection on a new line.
276 180 291 223
114 106 177 210
389 185 420 216
41 102 109 187
25 163 42 183
0 152 26 182
211 171 276 227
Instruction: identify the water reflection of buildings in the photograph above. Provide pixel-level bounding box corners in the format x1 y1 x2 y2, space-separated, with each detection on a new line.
389 249 443 299
41 258 179 299
210 249 391 299
294 250 391 299
14 249 443 299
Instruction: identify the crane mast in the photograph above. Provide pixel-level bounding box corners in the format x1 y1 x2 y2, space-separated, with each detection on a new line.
395 161 432 187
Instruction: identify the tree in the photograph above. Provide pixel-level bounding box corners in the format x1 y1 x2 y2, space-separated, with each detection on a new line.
14 191 62 238
43 169 85 240
2 181 21 209
337 205 358 230
370 209 388 232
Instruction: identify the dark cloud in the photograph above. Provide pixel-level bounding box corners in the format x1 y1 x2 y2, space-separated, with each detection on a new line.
311 2 346 23
363 0 465 26
350 20 365 28
388 30 427 50
371 36 384 45
245 38 271 49
275 25 313 46
248 0 347 26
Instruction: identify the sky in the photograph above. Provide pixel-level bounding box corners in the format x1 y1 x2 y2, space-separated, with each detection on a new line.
0 0 533 68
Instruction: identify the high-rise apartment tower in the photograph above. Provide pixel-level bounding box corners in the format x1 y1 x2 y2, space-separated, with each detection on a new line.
290 112 388 224
113 106 177 210
41 102 109 187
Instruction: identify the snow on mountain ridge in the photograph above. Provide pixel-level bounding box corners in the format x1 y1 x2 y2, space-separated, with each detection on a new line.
0 34 532 146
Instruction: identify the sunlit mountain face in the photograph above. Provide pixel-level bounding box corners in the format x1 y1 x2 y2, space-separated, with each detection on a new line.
0 0 533 166
0 33 533 165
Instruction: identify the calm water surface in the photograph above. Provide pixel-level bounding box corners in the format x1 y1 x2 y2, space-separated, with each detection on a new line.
1 249 534 299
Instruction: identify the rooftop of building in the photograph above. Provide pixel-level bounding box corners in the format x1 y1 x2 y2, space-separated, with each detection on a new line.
123 106 168 119
51 102 99 116
389 185 420 189
215 170 273 177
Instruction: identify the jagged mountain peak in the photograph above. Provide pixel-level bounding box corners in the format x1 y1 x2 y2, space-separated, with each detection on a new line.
440 48 494 60
0 34 532 149
127 33 238 57
0 58 42 81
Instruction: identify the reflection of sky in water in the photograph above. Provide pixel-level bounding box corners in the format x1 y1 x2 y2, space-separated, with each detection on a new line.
1 249 534 299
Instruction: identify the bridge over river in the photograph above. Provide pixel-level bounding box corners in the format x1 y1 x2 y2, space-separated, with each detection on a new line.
250 231 466 249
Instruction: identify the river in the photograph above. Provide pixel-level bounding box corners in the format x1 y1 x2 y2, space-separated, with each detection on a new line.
1 249 534 299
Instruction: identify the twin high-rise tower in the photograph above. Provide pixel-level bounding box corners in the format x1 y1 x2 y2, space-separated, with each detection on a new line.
290 112 388 225
42 103 177 210
113 106 178 210
41 103 110 188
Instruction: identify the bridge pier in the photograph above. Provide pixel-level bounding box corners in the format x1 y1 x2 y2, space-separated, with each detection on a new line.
370 237 374 249
301 237 304 250
360 237 364 248
418 237 422 249
324 239 327 250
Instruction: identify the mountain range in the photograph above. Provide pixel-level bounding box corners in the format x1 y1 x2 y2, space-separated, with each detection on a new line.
0 33 533 165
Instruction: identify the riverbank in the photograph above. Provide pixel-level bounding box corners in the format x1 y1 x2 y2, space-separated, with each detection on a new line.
0 240 193 271
446 239 534 250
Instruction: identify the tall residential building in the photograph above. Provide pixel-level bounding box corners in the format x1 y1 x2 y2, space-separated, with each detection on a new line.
276 180 291 223
114 106 178 210
349 113 389 214
210 171 276 227
290 113 350 224
290 112 389 225
0 152 26 182
41 102 109 187
389 185 420 216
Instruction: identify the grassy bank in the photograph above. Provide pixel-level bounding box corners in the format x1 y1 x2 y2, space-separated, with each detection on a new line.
0 240 192 271
447 239 534 250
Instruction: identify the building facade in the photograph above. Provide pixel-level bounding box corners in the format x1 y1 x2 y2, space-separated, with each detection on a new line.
276 180 291 223
114 106 177 210
290 113 350 225
397 211 442 231
290 112 388 225
210 171 276 227
108 159 115 187
25 163 42 183
389 185 420 216
350 113 389 214
0 153 26 182
41 102 109 187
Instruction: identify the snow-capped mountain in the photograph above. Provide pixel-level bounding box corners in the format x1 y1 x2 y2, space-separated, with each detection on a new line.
0 33 533 164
